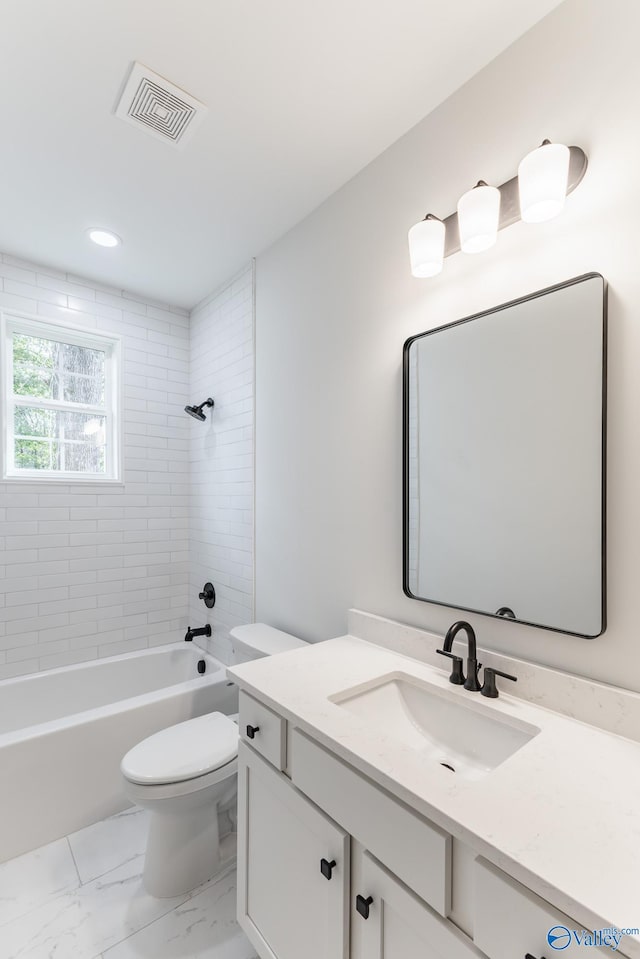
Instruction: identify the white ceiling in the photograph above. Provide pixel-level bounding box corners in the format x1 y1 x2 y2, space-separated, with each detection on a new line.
0 0 563 308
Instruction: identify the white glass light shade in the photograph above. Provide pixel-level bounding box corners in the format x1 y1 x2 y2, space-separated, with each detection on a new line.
408 216 445 277
457 183 501 254
518 142 570 223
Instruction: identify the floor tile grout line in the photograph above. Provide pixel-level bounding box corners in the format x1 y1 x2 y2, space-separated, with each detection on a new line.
0 845 234 926
0 846 146 935
0 839 84 931
100 862 239 957
65 835 83 887
65 807 149 887
100 891 193 957
80 851 146 887
101 867 240 958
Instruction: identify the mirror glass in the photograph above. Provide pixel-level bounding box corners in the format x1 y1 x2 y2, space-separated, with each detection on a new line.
403 273 606 638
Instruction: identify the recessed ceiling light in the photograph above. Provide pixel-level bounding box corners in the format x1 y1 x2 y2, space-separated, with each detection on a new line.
87 228 121 248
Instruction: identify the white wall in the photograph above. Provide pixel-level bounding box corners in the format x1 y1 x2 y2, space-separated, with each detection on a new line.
188 266 254 664
0 254 190 679
255 0 640 690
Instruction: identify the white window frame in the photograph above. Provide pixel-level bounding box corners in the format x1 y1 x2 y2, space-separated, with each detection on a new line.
1 311 122 483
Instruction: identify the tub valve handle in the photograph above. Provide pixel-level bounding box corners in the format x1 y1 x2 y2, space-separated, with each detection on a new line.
198 583 216 609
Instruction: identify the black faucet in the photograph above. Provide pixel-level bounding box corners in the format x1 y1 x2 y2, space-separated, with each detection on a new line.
184 624 212 642
437 621 482 692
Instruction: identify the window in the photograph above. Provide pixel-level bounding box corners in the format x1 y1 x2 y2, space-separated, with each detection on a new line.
2 313 121 482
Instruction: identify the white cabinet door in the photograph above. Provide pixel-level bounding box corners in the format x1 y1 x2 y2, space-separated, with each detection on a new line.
237 742 349 959
354 851 482 959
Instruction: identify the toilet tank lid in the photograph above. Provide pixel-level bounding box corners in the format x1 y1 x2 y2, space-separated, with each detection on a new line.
229 623 307 657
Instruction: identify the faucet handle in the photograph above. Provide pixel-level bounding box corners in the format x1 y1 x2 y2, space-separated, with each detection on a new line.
481 667 517 698
436 649 465 685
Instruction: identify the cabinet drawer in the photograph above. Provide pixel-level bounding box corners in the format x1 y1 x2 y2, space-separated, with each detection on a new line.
239 691 286 770
291 728 451 916
474 858 611 959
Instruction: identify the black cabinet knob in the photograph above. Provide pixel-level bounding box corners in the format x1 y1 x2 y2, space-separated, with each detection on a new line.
525 954 547 959
320 858 336 880
356 895 373 919
245 724 260 739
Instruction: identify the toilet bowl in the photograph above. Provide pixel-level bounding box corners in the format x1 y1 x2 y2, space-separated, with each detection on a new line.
121 711 238 898
121 623 307 898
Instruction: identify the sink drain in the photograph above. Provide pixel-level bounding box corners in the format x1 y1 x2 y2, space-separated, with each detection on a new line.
440 761 456 773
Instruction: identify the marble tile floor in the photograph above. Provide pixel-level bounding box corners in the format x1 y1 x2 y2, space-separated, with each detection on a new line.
0 806 257 959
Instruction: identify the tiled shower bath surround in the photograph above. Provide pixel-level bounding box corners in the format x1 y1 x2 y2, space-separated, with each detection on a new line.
0 254 255 680
188 266 255 665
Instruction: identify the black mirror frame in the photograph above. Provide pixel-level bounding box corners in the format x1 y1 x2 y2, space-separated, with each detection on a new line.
402 272 608 639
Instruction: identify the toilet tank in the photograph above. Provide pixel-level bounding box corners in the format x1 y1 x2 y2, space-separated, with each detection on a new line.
229 623 307 663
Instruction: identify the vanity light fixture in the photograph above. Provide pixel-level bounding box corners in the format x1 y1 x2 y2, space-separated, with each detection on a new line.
407 141 587 277
457 181 501 254
518 140 570 223
408 214 446 278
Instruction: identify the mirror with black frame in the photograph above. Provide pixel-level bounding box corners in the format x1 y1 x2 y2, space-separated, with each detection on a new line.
403 273 606 638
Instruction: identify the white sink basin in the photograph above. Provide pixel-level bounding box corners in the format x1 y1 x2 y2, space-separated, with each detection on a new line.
329 671 539 781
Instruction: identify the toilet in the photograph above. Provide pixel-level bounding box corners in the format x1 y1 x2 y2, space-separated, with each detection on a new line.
120 623 306 898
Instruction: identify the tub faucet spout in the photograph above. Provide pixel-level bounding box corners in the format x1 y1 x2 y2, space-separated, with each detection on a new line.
184 624 212 642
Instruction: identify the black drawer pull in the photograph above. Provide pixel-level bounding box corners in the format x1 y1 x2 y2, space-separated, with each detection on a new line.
320 858 336 880
525 954 547 959
356 895 373 919
246 724 260 739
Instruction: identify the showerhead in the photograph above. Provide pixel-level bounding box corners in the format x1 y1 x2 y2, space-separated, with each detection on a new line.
185 405 206 421
184 397 214 421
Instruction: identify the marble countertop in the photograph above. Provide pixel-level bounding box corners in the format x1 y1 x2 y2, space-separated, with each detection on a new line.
228 635 640 959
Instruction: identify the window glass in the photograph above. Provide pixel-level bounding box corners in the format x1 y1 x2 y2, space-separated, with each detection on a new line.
4 318 118 481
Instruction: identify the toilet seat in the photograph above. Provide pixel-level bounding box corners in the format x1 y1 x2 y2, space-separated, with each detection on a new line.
123 757 238 803
121 712 238 786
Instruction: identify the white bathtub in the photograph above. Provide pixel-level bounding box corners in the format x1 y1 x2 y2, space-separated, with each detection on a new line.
0 643 237 863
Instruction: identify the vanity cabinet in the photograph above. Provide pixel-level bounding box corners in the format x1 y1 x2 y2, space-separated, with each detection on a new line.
237 742 349 959
237 692 626 959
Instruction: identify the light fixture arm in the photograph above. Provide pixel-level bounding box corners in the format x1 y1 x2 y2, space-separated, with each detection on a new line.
439 145 587 258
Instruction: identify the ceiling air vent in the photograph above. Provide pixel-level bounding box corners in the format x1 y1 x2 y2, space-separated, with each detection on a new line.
115 62 207 148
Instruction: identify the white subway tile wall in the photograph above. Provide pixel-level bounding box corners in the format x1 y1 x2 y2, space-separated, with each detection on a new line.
0 253 191 679
188 265 254 664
